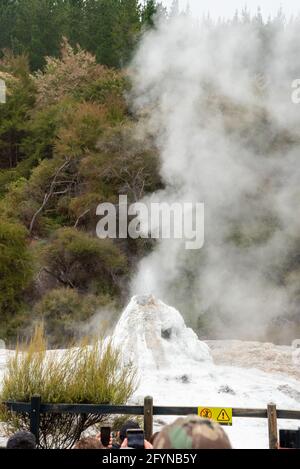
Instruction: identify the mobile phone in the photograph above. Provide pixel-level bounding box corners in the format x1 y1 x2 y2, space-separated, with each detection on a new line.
100 426 111 447
127 429 144 449
279 429 300 449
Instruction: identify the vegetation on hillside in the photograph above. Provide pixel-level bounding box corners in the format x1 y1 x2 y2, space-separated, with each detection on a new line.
0 0 166 70
0 37 162 344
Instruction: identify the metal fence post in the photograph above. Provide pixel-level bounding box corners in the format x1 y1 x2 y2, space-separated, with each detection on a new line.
144 396 153 441
30 395 41 446
267 403 278 449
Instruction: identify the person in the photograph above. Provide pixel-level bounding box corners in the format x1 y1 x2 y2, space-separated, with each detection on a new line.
149 432 160 446
73 437 105 449
116 420 153 449
111 420 141 448
119 420 141 444
153 416 232 449
6 431 36 449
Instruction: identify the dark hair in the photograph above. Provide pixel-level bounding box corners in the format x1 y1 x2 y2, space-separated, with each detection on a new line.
119 420 141 443
6 431 36 449
73 437 104 449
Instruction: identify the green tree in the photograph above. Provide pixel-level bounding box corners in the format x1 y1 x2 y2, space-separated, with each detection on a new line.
0 53 35 169
0 220 32 318
62 0 87 48
114 0 141 66
84 0 142 68
142 0 167 28
84 0 119 67
170 0 179 17
0 1 17 49
0 0 147 70
0 0 66 70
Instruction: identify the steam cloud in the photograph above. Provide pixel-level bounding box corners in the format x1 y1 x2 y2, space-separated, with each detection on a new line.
129 15 300 340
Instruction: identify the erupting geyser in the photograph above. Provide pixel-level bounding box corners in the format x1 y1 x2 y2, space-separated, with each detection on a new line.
112 295 212 371
110 296 300 449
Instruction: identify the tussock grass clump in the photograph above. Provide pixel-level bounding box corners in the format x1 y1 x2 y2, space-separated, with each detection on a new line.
0 325 137 448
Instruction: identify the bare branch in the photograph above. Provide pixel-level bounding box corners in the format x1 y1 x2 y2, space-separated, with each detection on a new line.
29 160 71 236
74 209 91 228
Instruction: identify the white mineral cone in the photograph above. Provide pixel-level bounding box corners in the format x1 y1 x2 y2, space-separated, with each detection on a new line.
112 295 212 371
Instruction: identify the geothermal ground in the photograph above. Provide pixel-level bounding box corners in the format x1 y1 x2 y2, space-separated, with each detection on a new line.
1 295 300 449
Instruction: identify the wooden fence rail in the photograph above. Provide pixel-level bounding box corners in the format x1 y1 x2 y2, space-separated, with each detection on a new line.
4 396 300 448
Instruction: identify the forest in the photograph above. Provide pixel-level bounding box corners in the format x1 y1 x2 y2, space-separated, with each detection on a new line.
0 1 167 345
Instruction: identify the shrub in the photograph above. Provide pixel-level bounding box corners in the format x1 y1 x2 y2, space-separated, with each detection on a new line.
0 325 137 448
0 169 19 197
42 228 127 294
34 289 115 348
77 74 128 105
54 101 108 158
0 220 32 318
34 38 108 110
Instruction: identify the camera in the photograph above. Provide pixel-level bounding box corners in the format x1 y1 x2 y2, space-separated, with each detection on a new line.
126 429 145 449
100 427 111 447
279 428 300 449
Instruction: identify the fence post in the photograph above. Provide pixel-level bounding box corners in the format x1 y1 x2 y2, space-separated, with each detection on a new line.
30 395 41 446
267 403 278 449
144 396 153 441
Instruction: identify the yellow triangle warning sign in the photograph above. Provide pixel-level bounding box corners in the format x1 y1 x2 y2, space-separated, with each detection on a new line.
217 409 230 422
198 407 232 425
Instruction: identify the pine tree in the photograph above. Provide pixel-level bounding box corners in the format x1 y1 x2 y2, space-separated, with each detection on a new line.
185 2 191 17
274 7 286 28
114 0 141 66
0 0 65 70
0 1 17 50
142 0 157 27
254 6 263 25
233 9 239 25
170 0 179 17
63 0 86 48
241 6 251 24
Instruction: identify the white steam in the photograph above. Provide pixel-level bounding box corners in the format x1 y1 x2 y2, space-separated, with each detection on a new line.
129 15 300 339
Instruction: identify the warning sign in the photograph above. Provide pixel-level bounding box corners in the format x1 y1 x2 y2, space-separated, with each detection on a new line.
199 408 212 419
198 407 233 426
217 409 231 423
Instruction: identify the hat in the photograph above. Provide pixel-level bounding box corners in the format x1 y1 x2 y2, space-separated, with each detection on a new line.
153 416 232 449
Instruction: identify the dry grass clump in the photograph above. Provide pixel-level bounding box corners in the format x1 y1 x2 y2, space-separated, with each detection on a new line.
0 325 136 448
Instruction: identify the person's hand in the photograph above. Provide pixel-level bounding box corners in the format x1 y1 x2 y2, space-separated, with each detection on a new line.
121 438 129 448
107 436 113 449
121 438 153 449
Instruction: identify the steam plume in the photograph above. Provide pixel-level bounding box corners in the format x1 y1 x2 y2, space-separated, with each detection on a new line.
129 14 300 341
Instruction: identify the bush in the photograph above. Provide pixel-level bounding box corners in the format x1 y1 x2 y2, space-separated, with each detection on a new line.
0 325 137 448
77 74 128 105
54 101 108 158
42 228 127 294
0 220 32 318
34 288 115 347
33 38 108 110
